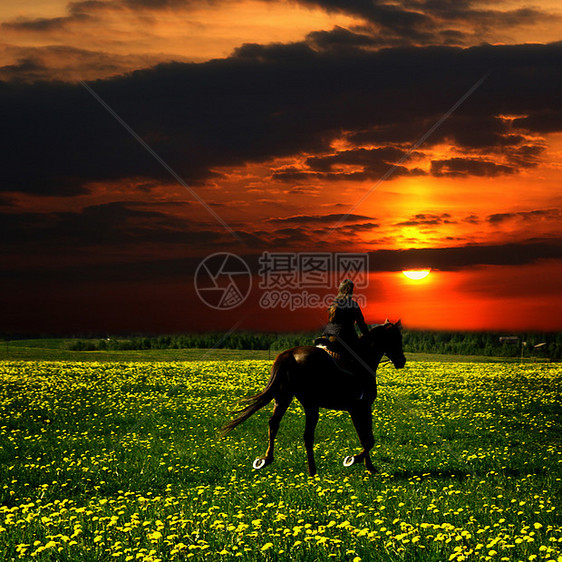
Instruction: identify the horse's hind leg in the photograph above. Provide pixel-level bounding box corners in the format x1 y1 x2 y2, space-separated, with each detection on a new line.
253 394 292 470
344 407 377 474
303 406 319 476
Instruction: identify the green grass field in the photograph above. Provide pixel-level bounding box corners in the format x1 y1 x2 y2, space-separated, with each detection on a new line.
0 338 534 363
0 359 560 561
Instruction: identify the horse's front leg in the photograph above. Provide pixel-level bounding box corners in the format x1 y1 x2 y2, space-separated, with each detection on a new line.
303 406 319 476
344 405 377 474
253 395 292 470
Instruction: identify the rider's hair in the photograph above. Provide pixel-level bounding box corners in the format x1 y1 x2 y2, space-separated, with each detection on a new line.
328 279 354 321
336 279 354 298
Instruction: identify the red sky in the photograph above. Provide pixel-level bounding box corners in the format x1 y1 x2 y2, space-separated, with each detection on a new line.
1 0 561 335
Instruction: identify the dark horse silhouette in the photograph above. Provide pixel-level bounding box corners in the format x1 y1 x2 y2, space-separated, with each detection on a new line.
221 320 406 475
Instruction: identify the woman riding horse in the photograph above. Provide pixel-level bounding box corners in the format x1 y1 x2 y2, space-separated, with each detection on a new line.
322 278 369 363
222 321 406 476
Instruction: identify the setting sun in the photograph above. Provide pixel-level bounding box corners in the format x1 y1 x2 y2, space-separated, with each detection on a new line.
402 269 432 280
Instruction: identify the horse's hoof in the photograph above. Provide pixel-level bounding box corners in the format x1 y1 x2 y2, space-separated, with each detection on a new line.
343 456 355 467
253 458 267 470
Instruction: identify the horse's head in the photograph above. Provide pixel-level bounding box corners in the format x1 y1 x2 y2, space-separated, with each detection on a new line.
365 319 406 369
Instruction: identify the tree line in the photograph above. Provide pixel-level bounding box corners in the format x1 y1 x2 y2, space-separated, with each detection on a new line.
68 330 561 360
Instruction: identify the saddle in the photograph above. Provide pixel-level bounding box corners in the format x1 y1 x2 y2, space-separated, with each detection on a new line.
314 336 355 375
314 336 368 401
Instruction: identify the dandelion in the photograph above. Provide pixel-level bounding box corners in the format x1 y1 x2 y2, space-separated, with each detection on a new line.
0 360 560 561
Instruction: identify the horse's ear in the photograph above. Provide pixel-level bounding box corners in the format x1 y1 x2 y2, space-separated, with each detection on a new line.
384 318 390 325
396 319 402 330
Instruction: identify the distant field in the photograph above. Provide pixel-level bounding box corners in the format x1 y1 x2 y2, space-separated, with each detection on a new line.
0 338 535 363
0 359 560 560
0 342 272 362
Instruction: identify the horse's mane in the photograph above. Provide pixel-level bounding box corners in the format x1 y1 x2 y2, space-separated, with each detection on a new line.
358 321 401 348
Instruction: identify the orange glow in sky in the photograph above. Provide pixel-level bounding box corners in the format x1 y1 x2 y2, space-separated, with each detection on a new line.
0 0 561 334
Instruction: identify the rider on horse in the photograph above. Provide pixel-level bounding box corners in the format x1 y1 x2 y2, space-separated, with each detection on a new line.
322 279 369 363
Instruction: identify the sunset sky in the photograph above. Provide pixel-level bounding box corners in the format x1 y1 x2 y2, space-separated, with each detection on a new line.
1 0 561 335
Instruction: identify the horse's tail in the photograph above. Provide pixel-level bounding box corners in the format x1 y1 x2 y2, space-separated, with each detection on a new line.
220 349 293 436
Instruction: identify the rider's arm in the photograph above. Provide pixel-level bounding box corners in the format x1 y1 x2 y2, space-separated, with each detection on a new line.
355 301 369 335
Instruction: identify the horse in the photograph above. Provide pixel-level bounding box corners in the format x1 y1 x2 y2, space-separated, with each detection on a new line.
221 320 406 476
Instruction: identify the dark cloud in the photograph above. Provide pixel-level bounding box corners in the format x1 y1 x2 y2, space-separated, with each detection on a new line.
391 208 559 235
2 16 78 32
3 234 559 288
303 147 426 180
513 110 562 134
436 114 513 149
297 0 441 44
271 167 320 182
1 0 100 31
487 209 561 224
3 201 381 258
297 0 557 46
266 226 325 247
1 42 561 196
0 201 232 251
286 185 320 195
431 157 515 177
273 147 427 182
308 147 390 171
367 242 562 271
463 214 480 224
272 166 424 182
506 143 545 167
429 114 547 169
0 203 383 271
394 213 455 227
0 0 189 33
3 0 558 50
0 57 43 81
0 45 169 83
306 26 384 51
342 222 379 231
268 213 374 224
